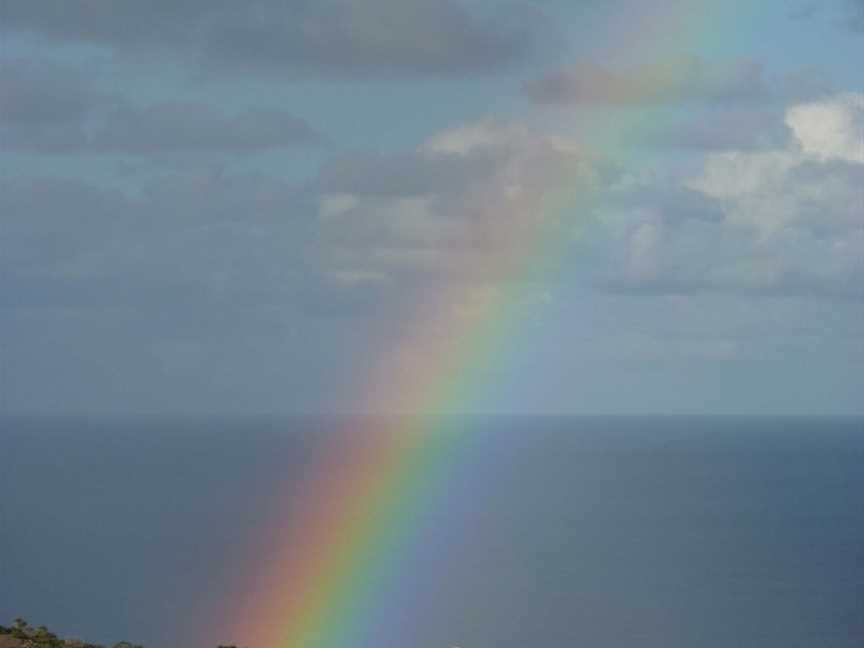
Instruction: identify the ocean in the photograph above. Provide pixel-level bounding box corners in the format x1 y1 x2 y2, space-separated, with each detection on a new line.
2 416 862 647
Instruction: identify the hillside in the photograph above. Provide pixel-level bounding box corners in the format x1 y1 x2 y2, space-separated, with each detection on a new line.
0 620 135 648
0 620 237 648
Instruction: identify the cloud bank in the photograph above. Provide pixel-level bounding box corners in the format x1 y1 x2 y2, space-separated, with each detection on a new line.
1 0 546 77
0 61 322 153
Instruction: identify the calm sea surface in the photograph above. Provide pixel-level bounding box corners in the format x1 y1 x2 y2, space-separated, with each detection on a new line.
2 416 863 647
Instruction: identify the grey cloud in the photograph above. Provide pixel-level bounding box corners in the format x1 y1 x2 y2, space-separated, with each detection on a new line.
92 102 321 152
0 274 206 310
309 128 594 287
786 159 864 233
299 275 394 316
314 151 488 196
203 0 543 77
3 118 87 152
3 133 862 416
0 168 404 413
1 0 545 77
592 143 864 300
1 62 321 152
596 226 864 301
0 61 92 123
134 168 314 226
1 171 312 283
11 117 855 328
525 59 832 108
0 0 217 45
0 61 95 150
791 156 864 183
0 176 133 272
648 108 794 151
603 185 726 224
828 0 863 31
0 178 354 413
850 0 864 30
774 66 834 100
790 0 864 31
525 58 769 106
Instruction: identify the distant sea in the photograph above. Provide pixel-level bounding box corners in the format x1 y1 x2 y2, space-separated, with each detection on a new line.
2 416 863 648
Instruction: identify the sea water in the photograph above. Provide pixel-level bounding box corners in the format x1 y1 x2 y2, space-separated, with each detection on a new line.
1 416 862 647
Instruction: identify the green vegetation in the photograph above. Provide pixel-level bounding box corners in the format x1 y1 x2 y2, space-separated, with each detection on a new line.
0 619 238 648
0 618 139 648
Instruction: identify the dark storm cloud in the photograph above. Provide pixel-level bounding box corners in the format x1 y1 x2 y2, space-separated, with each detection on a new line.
0 0 545 77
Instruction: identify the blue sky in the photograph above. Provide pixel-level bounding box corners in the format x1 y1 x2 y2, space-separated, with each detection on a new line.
1 0 862 415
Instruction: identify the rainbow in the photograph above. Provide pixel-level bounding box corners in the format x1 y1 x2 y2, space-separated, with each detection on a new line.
208 3 750 646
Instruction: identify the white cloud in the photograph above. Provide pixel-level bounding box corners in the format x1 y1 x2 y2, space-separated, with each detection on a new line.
589 93 864 298
422 119 531 155
689 151 803 234
309 93 862 303
786 92 864 163
689 93 863 236
314 119 589 286
626 221 662 281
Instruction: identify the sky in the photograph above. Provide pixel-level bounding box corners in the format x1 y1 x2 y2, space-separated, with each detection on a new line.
1 0 862 416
